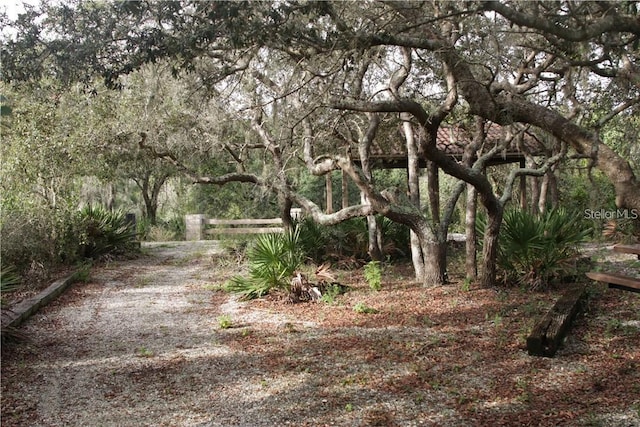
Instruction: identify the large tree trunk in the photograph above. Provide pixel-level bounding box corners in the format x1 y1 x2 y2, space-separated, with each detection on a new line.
480 205 504 288
425 161 446 285
139 179 157 225
423 240 447 286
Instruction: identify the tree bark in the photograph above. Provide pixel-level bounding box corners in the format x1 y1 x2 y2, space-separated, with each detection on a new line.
538 171 550 214
423 240 447 286
341 169 349 209
402 113 425 280
480 205 504 288
465 184 478 280
325 173 333 214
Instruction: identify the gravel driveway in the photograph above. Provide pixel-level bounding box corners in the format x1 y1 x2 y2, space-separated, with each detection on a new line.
3 241 639 427
1 241 302 427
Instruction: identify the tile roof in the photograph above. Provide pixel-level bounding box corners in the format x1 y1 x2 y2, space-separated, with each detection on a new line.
364 123 545 168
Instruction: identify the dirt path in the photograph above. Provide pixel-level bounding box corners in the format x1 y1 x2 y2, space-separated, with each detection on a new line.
1 241 297 427
2 242 639 426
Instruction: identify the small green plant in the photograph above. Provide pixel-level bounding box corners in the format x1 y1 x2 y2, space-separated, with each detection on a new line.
353 302 378 314
217 315 233 329
515 377 532 403
136 346 154 357
72 262 92 283
344 403 353 412
134 275 153 288
461 277 472 292
321 284 343 304
364 260 382 291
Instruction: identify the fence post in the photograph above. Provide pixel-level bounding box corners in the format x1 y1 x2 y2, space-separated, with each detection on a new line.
290 208 302 220
185 214 206 241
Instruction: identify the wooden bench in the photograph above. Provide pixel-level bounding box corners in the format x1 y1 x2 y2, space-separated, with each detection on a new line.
612 244 640 260
586 271 640 294
526 285 587 357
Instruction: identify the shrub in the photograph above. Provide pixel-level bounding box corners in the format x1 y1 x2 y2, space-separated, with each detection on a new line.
224 228 304 300
0 207 73 275
78 205 139 259
494 208 591 289
296 215 409 265
0 266 21 306
1 266 24 343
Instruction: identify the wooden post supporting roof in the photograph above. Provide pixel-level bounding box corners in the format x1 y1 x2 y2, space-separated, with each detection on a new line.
341 169 349 209
519 159 527 210
325 173 333 214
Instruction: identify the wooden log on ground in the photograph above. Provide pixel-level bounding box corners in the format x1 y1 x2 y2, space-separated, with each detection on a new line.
612 244 640 259
586 271 640 294
526 285 587 357
1 273 78 330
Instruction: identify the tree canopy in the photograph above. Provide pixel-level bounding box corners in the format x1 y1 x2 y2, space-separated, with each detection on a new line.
2 0 639 285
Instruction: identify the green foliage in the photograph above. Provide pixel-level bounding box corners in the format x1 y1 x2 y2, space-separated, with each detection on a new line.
0 266 21 305
353 302 378 314
78 205 139 259
364 261 382 291
217 315 233 329
0 204 76 276
379 216 410 260
558 169 616 237
296 216 409 265
320 284 344 304
494 208 592 289
225 229 304 300
0 266 26 344
71 262 92 284
295 217 329 263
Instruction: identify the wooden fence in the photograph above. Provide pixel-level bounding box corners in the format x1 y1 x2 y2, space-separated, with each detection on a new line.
185 209 301 240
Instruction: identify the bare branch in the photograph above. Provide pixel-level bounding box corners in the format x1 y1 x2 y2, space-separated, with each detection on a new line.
597 96 640 129
138 132 262 186
483 1 640 42
500 141 567 205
